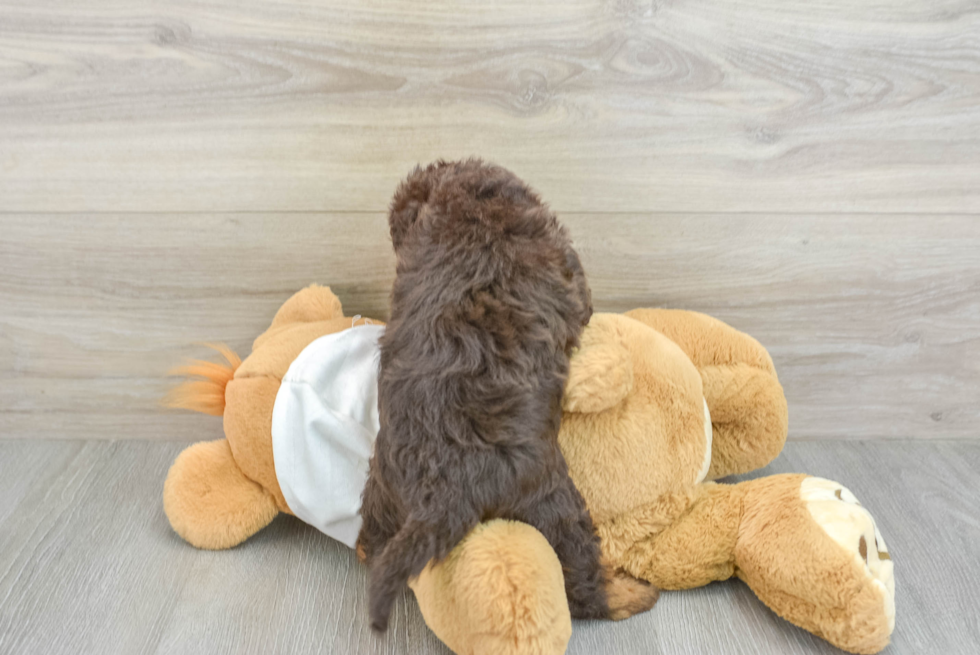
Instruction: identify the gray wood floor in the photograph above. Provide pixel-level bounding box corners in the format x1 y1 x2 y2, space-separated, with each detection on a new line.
1 439 977 655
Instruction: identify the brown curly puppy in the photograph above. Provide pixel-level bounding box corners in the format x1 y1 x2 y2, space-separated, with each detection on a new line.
358 159 658 631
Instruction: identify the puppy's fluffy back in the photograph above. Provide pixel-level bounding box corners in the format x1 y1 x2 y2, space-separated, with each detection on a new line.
363 159 599 630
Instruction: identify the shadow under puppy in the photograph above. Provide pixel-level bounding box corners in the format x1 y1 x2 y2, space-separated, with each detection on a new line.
357 159 659 630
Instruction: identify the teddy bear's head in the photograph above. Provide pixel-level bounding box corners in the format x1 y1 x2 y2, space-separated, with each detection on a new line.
558 314 713 526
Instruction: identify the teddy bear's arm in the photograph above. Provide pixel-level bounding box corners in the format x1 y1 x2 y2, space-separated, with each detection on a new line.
163 439 280 550
624 308 788 478
699 362 788 478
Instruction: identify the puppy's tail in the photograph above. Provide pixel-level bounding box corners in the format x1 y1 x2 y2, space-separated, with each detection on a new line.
163 344 242 416
368 517 469 632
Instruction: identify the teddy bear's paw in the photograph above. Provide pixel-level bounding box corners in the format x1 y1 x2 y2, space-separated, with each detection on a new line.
604 568 660 621
800 477 895 633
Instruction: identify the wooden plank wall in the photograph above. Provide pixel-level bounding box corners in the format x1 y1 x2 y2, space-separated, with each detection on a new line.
1 0 978 441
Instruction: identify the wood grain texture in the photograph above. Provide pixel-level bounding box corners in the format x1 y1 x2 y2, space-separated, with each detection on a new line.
1 0 979 213
0 439 977 654
2 214 977 441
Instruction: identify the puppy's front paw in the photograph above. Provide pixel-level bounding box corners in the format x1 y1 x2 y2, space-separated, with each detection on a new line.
605 569 659 621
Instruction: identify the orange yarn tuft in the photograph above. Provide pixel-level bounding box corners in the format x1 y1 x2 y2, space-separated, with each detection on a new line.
164 343 242 416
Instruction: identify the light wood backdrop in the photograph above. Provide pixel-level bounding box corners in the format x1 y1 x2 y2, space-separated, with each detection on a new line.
1 0 978 441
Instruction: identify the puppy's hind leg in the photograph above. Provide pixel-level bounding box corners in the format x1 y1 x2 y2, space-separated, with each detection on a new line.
602 563 661 621
368 509 479 632
356 473 401 564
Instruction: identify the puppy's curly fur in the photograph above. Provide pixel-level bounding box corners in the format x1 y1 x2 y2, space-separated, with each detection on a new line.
357 160 658 631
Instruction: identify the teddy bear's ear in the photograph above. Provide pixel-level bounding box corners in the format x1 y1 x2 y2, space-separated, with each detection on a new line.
563 340 633 414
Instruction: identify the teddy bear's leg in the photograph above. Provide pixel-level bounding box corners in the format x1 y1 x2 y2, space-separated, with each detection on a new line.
698 362 787 478
222 376 289 510
410 520 572 655
617 483 744 590
622 475 894 654
736 475 895 655
624 308 788 479
163 439 280 550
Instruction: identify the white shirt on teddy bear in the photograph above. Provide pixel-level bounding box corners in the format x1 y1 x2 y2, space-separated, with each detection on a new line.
271 324 384 549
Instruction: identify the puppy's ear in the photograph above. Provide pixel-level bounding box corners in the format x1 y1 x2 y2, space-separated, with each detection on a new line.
563 337 633 414
389 199 425 250
562 245 593 327
389 164 438 249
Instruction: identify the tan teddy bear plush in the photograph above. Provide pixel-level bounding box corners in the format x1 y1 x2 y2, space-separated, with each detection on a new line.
164 285 895 655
